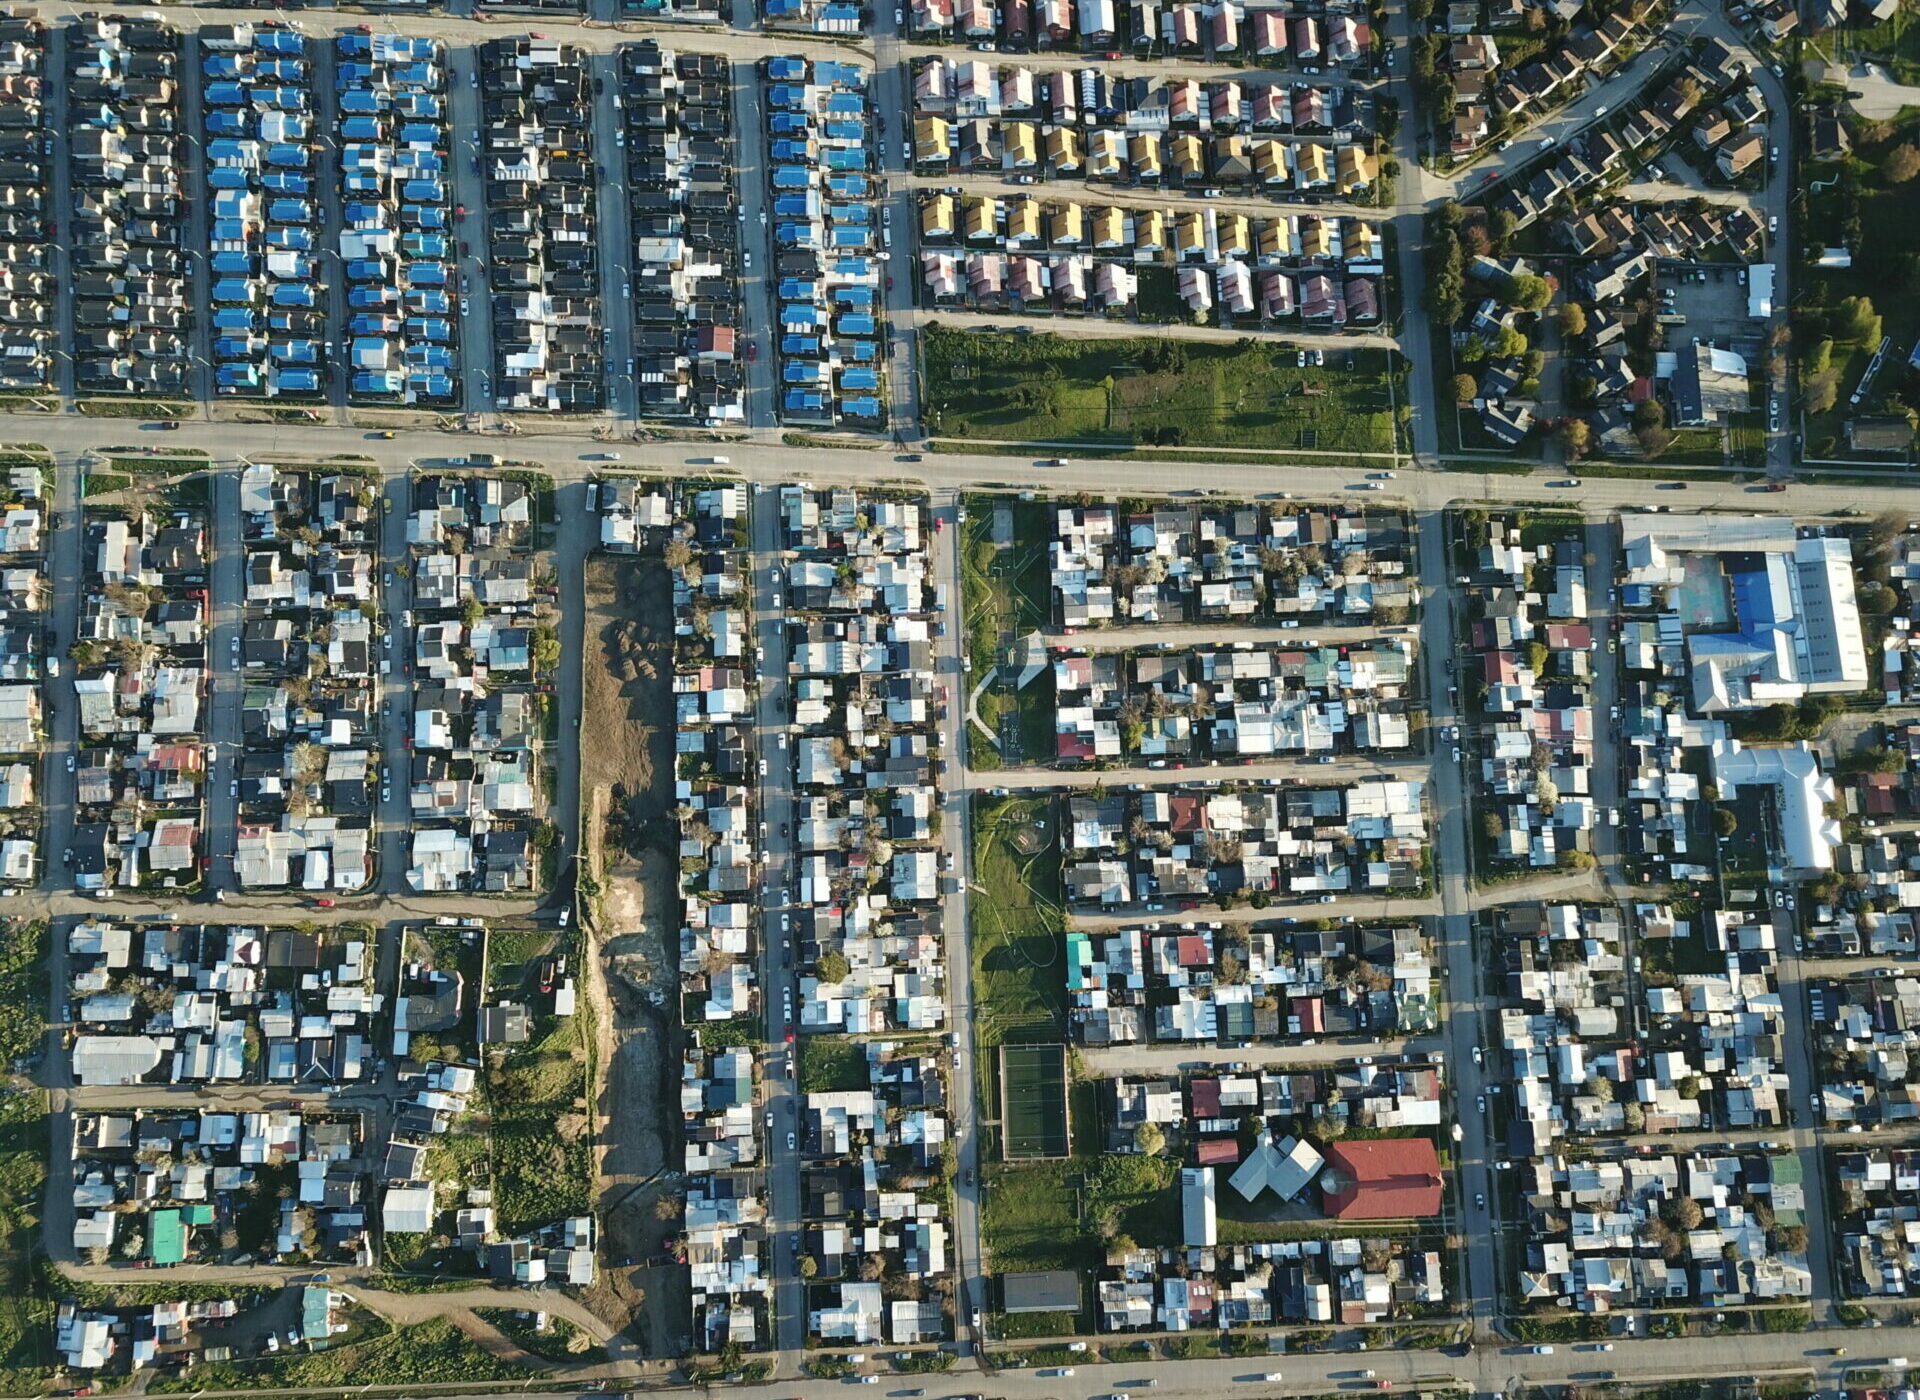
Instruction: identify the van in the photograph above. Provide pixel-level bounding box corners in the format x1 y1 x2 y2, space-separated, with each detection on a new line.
707 455 731 465
935 584 950 611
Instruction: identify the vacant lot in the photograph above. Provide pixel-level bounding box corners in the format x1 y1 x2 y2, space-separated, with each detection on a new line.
970 794 1066 1066
1800 127 1920 456
961 495 1054 769
925 328 1402 452
149 1315 540 1392
580 552 688 1358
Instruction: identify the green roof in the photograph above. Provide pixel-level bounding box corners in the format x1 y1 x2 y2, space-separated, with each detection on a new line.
183 1203 215 1226
149 1209 186 1265
1769 1154 1804 1184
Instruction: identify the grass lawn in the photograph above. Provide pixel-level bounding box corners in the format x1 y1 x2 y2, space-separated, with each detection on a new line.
961 495 1055 770
924 326 1401 453
981 1159 1087 1274
798 1036 869 1093
970 793 1066 1062
1800 139 1920 455
473 1308 609 1366
487 1009 594 1232
149 1316 542 1391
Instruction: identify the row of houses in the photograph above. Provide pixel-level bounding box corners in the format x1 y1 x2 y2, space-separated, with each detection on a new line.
1486 38 1751 230
202 22 321 398
69 16 192 396
1051 501 1417 628
1496 901 1791 1155
915 115 1379 198
232 464 382 891
764 56 885 423
621 42 745 425
68 920 379 1090
1069 918 1434 1044
910 0 1375 66
401 474 549 893
480 38 603 414
67 1107 372 1270
1514 1145 1812 1313
922 194 1381 265
773 487 953 1035
913 62 1371 134
801 1045 954 1345
0 18 51 390
1051 640 1418 763
1461 511 1600 867
0 463 48 884
334 32 459 403
1064 780 1431 906
71 505 209 892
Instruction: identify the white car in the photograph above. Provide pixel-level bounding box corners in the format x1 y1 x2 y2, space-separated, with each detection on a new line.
787 1131 796 1150
229 780 238 798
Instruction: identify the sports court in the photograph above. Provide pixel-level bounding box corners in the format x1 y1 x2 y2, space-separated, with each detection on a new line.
999 1043 1070 1160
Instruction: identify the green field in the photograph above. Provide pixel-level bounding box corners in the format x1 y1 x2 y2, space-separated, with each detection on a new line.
925 327 1402 452
960 495 1055 770
970 794 1066 1064
1001 1044 1070 1160
798 1036 869 1093
982 1154 1177 1278
1799 130 1920 456
150 1316 541 1391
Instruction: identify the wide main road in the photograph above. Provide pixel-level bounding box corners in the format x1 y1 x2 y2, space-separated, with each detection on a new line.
31 421 1901 520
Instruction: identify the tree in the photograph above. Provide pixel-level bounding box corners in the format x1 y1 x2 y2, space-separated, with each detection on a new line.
1777 1225 1810 1253
1886 143 1920 184
1712 807 1738 837
1559 303 1588 338
461 595 486 627
1833 295 1883 347
1508 274 1552 311
1134 1121 1165 1157
1807 336 1834 375
1621 1103 1645 1133
1495 325 1530 359
1452 373 1479 405
816 950 851 983
663 539 693 570
532 624 562 672
1805 368 1842 416
1586 1075 1615 1103
1670 1196 1705 1231
1557 419 1592 459
1480 812 1506 840
799 1254 819 1278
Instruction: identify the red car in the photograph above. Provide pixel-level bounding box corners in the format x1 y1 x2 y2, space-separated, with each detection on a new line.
746 343 758 361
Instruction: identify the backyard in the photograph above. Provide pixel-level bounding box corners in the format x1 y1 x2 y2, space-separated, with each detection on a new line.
924 327 1403 453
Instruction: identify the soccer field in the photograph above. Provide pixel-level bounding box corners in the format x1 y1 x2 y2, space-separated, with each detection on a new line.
1000 1043 1070 1160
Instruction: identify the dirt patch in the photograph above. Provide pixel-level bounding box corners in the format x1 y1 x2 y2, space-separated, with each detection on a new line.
579 555 691 1359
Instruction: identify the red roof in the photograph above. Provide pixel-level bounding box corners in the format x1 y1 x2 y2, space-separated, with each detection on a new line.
1057 731 1094 760
1291 995 1325 1034
1175 935 1211 967
1321 1138 1444 1220
1482 650 1518 685
1189 1077 1222 1118
1168 796 1205 833
1195 1138 1240 1166
1543 622 1592 651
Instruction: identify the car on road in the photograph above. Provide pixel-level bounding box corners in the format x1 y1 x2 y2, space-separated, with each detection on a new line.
1261 1375 1283 1384
65 754 74 773
1476 1095 1486 1112
229 780 238 798
1531 1346 1555 1355
746 342 758 361
787 1131 796 1149
1551 478 1581 487
1474 1192 1485 1208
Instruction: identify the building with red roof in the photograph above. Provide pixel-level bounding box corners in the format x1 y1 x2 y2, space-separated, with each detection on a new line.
1319 1138 1444 1220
